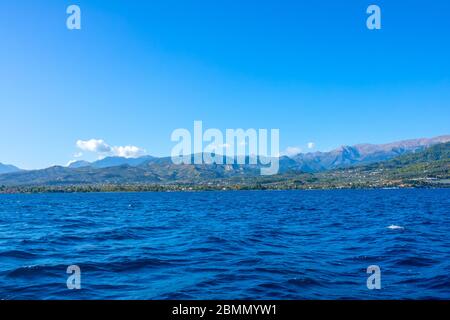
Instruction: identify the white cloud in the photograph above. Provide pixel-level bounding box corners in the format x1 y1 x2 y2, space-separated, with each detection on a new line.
112 145 146 158
73 152 83 158
307 142 315 149
76 139 147 158
283 146 302 157
76 139 111 153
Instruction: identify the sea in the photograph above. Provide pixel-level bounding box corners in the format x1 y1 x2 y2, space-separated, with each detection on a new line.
0 189 449 299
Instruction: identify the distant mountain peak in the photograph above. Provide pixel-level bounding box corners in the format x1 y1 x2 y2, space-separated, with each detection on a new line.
0 163 21 174
65 155 158 170
68 160 91 168
91 155 155 168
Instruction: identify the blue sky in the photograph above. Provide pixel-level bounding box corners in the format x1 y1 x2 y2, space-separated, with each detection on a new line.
0 0 449 169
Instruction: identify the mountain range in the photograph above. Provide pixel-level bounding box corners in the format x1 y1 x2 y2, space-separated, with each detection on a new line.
291 135 450 172
68 135 450 172
0 135 449 187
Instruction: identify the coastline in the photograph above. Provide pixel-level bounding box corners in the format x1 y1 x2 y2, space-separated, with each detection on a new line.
1 182 448 194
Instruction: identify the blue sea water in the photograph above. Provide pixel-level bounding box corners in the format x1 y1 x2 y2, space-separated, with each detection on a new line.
0 189 449 300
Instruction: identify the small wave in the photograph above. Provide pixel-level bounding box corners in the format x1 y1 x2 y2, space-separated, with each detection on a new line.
425 275 450 290
6 265 50 278
106 257 177 272
0 250 37 259
287 277 323 288
387 225 404 230
394 256 436 267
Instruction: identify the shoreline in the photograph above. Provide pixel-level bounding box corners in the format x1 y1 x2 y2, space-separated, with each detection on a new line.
1 183 448 195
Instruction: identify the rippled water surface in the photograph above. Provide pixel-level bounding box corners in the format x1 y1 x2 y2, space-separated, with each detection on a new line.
0 189 449 299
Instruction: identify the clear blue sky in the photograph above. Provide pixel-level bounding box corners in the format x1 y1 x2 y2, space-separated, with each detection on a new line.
0 0 449 169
